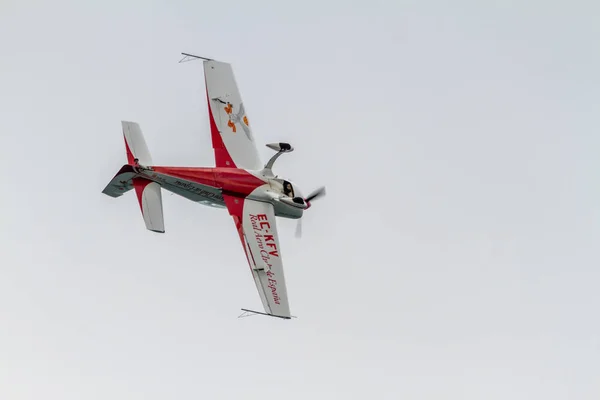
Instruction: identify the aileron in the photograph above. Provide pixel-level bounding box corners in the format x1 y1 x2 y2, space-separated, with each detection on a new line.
224 195 291 318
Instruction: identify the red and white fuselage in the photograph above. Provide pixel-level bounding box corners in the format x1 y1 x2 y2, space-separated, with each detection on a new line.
130 163 306 218
102 56 322 319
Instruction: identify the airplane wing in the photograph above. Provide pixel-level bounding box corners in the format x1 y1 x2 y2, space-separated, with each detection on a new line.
223 194 291 318
204 60 263 171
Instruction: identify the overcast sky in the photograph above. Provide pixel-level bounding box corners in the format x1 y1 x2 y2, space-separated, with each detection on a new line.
1 1 599 399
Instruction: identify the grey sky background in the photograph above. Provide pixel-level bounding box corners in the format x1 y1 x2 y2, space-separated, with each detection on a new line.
1 1 599 398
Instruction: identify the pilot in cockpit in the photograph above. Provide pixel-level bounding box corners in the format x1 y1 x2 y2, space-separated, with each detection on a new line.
283 180 294 197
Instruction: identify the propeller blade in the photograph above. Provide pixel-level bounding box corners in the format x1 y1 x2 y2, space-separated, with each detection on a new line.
295 218 302 238
305 186 326 202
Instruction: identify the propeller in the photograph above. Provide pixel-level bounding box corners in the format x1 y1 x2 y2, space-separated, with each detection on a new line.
305 186 326 204
295 218 303 238
294 186 326 238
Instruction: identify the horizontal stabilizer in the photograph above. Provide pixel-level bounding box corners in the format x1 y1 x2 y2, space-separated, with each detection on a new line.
133 178 165 233
102 165 136 198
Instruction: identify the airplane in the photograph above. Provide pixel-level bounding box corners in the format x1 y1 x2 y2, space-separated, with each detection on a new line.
101 54 326 320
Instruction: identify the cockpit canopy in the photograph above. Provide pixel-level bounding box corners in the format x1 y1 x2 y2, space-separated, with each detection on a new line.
270 178 303 199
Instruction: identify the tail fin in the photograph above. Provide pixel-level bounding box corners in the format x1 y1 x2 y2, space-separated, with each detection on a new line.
102 121 165 233
123 121 153 165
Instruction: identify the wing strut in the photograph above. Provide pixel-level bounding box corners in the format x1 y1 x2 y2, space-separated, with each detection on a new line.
238 308 295 320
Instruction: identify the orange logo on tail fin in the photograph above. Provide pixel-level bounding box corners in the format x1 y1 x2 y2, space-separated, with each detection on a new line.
224 102 252 140
227 120 237 132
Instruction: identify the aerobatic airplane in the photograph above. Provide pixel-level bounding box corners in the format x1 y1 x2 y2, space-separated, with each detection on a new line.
102 54 326 319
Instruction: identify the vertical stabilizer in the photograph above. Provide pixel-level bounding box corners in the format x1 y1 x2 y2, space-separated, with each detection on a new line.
122 121 153 165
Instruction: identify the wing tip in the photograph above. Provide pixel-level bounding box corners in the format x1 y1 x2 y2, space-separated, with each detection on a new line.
239 308 293 320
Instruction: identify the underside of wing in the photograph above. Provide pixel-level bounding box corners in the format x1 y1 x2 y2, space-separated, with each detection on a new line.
204 60 262 170
223 194 291 318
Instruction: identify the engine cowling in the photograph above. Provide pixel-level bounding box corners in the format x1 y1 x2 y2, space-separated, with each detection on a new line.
279 196 308 209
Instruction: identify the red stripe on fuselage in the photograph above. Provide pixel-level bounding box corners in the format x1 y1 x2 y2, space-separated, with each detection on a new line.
150 166 266 198
215 168 267 197
152 167 218 188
